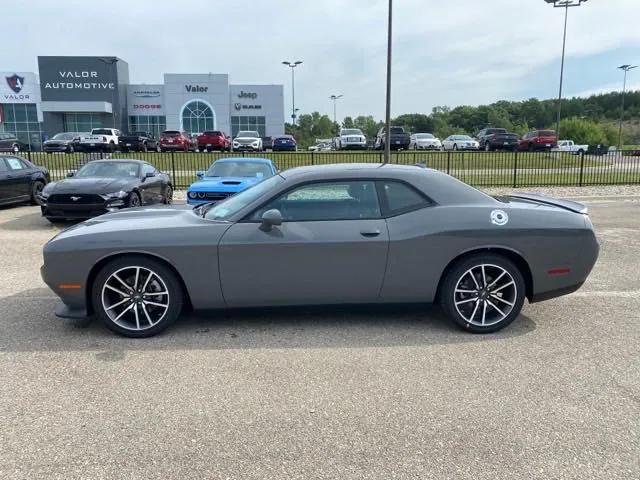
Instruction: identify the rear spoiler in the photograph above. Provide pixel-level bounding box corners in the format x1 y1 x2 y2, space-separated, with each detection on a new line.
508 193 588 214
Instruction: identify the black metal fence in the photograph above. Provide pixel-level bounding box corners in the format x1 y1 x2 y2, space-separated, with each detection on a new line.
14 149 640 189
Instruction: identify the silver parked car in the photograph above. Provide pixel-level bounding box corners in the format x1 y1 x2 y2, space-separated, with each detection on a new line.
410 133 442 150
41 163 599 338
442 135 479 151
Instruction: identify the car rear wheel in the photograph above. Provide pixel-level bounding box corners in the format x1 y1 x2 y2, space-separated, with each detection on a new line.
30 181 45 205
67 144 75 153
164 186 173 204
484 142 491 152
92 256 184 338
440 254 525 333
12 144 20 153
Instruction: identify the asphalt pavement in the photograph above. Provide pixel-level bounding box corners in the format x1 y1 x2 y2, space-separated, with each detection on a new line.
0 196 638 479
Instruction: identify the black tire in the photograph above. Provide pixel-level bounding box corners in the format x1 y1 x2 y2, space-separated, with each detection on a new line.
30 181 45 205
440 253 526 333
453 144 458 151
67 144 75 153
127 191 141 208
91 255 184 338
484 142 491 152
142 143 148 153
577 149 584 155
528 143 534 152
12 144 20 153
164 185 173 205
156 144 161 153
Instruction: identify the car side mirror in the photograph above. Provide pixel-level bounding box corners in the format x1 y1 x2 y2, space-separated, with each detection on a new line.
144 171 155 178
66 171 75 178
260 209 282 232
196 171 204 179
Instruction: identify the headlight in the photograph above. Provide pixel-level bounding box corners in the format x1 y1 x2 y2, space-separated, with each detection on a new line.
233 142 239 147
252 141 259 147
197 192 206 199
188 191 198 199
100 190 128 200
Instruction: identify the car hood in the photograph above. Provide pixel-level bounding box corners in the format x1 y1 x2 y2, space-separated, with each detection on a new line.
46 205 229 245
234 136 260 141
416 138 440 143
189 176 262 192
43 177 137 195
44 139 72 145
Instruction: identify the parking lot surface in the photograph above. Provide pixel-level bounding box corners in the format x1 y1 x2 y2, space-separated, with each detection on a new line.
0 195 638 479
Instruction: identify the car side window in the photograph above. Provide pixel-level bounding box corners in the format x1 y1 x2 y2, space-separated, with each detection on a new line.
142 164 156 176
5 157 25 170
252 181 381 222
379 181 430 215
0 159 7 172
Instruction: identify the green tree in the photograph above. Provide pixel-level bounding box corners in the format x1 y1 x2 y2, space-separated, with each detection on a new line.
558 118 610 146
353 115 381 139
342 116 355 129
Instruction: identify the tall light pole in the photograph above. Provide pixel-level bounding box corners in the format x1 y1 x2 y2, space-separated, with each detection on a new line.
98 57 119 128
282 61 302 126
383 0 393 164
544 0 587 140
617 64 637 150
329 94 343 131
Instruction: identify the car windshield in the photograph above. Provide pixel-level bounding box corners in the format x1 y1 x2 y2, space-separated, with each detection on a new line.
204 175 284 221
203 131 222 136
206 161 273 178
75 161 140 178
52 133 77 140
341 129 362 135
416 134 434 139
457 135 473 140
237 131 259 138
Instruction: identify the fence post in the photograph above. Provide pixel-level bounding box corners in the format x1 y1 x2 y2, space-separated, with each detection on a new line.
311 151 315 165
512 149 518 188
446 150 451 174
27 150 32 162
578 151 585 187
170 150 177 187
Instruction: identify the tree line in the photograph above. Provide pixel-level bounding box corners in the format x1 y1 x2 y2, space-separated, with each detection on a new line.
286 90 640 148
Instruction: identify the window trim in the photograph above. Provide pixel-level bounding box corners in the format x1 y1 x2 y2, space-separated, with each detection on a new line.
240 177 434 224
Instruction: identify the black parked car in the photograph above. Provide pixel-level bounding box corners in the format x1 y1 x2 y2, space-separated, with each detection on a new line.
43 132 86 153
374 126 411 150
477 128 519 151
39 159 173 222
0 133 29 153
119 132 161 152
0 155 50 207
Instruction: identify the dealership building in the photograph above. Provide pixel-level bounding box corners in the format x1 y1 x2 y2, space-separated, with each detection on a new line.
0 56 285 149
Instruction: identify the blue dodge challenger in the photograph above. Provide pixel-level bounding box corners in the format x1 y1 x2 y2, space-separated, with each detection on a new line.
187 157 277 205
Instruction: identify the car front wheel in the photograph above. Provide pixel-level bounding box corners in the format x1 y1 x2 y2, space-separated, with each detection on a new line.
127 192 141 208
92 256 184 337
440 254 525 333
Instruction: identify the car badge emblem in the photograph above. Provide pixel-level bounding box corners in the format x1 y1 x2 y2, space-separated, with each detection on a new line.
71 196 81 202
6 74 24 93
234 103 242 111
490 209 508 226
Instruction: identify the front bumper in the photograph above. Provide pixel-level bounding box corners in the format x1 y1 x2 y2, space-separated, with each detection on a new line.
234 144 261 151
41 264 89 319
40 199 125 219
44 144 70 152
415 143 441 150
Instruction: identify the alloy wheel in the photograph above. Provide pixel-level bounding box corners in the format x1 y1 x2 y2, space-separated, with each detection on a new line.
453 263 517 327
101 266 170 332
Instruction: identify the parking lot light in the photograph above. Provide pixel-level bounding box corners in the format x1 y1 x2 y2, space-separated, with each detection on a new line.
282 61 303 126
617 65 638 150
544 0 588 140
383 0 393 165
329 94 343 132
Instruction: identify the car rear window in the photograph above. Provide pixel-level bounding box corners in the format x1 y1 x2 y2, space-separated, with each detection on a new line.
380 181 430 215
162 131 180 136
539 130 556 136
92 129 112 135
203 131 222 136
390 127 405 134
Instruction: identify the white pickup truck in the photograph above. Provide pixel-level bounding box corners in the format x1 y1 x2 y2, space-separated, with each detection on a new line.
555 140 588 155
79 128 122 152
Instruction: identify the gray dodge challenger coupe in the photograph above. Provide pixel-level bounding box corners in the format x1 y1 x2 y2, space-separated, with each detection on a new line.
41 163 599 338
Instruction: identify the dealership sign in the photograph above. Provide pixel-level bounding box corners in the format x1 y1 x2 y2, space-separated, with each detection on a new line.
234 103 262 111
132 89 161 98
237 90 257 99
0 71 40 103
43 71 114 91
185 84 208 93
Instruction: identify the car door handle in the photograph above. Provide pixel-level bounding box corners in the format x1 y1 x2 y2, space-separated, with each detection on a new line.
360 229 381 237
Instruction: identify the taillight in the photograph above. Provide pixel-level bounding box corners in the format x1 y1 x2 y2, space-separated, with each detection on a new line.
102 136 107 142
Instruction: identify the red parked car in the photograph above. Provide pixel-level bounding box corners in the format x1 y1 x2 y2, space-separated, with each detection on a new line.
517 130 558 152
197 131 230 152
159 131 196 152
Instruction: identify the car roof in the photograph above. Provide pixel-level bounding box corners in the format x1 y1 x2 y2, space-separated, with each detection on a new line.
85 159 146 165
215 157 273 164
279 163 435 180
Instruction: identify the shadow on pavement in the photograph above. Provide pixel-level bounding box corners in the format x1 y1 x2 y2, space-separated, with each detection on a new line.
0 288 536 354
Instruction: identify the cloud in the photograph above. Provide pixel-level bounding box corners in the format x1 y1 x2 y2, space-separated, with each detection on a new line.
3 0 640 119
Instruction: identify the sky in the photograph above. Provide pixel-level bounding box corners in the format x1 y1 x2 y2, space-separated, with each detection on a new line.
4 0 640 121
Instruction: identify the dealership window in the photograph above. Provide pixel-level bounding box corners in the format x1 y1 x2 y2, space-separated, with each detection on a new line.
0 103 42 150
231 116 266 137
181 101 215 135
128 115 167 137
63 113 103 133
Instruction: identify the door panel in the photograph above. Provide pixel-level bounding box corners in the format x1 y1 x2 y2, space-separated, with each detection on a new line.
0 159 11 202
3 157 30 199
219 219 389 306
